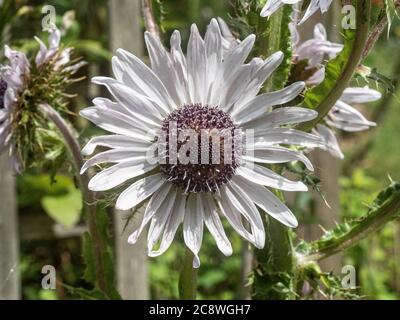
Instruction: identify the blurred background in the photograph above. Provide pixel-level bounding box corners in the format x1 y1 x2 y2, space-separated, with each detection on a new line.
0 0 399 300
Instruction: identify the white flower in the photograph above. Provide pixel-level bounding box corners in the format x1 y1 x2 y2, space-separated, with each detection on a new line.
287 23 381 159
81 19 326 267
261 0 333 24
290 22 343 86
314 86 382 159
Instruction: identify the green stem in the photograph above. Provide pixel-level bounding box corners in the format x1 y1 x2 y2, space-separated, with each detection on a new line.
179 247 198 300
39 103 111 297
253 5 295 300
253 217 295 300
302 184 400 263
297 0 372 132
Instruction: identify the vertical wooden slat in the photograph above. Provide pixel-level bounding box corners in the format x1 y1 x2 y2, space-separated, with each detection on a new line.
108 0 150 300
297 9 343 276
0 155 20 299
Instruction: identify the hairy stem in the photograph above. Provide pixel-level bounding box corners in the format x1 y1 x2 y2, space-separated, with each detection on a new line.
253 216 295 300
142 0 160 38
39 103 111 297
362 1 400 60
297 0 372 132
253 6 295 299
178 247 198 300
302 185 400 263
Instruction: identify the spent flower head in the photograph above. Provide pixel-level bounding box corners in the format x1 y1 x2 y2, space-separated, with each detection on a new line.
0 27 85 172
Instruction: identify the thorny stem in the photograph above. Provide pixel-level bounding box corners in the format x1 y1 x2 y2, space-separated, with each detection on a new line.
297 0 372 132
362 1 400 61
302 187 400 263
38 103 111 297
179 247 198 300
142 0 160 38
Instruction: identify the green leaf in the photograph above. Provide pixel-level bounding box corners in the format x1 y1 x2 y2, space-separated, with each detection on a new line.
41 187 82 227
303 30 356 109
18 174 76 207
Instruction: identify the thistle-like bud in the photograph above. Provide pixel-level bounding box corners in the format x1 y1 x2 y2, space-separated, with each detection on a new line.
0 27 85 173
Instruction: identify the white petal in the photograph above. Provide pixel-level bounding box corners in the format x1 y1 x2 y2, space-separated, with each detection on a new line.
340 86 382 104
81 135 150 156
92 77 166 121
170 30 190 105
205 19 223 92
115 48 175 112
327 100 376 132
226 183 265 249
260 0 285 17
116 173 165 211
202 193 233 256
148 192 186 257
314 23 327 41
216 17 238 54
79 106 155 140
80 103 155 135
208 35 256 106
128 182 172 244
242 106 317 129
183 194 204 268
313 124 344 159
81 151 148 174
299 0 322 24
93 97 160 129
232 82 305 124
234 52 284 111
320 0 333 12
252 128 326 148
326 119 375 132
34 36 48 66
236 162 308 191
0 109 9 122
306 67 326 87
147 188 178 253
232 176 298 228
144 33 183 107
243 146 314 171
187 24 208 104
216 189 256 245
219 64 253 111
88 161 157 192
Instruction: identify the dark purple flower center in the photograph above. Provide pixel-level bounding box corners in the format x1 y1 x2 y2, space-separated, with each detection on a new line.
0 79 7 109
159 103 241 193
